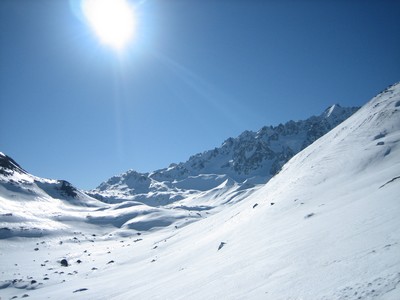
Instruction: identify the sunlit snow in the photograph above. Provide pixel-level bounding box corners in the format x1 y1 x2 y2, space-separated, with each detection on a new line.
1 83 399 299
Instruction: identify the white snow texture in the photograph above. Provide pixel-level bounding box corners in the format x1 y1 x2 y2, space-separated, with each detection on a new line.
0 83 399 299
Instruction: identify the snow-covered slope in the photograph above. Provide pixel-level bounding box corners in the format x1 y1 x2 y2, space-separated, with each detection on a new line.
91 104 358 205
1 83 399 299
0 152 107 238
0 153 210 238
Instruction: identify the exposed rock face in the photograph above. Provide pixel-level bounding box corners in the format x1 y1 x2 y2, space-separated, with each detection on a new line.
91 105 358 204
0 152 27 176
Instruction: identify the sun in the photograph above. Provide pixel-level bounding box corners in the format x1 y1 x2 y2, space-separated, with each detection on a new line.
82 0 136 51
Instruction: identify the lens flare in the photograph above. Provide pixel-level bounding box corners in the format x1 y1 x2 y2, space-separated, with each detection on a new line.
82 0 136 50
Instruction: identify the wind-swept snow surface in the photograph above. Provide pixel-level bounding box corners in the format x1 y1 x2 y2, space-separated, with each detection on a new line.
1 83 400 299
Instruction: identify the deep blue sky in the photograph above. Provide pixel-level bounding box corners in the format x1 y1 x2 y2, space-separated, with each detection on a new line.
1 0 399 189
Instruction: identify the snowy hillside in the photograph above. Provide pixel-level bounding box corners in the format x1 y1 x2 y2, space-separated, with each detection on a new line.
0 152 224 239
1 83 399 299
0 152 107 238
91 104 358 205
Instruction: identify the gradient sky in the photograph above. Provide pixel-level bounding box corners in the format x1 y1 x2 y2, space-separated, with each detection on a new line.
1 0 399 190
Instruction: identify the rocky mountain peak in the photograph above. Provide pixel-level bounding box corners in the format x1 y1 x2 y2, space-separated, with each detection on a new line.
0 152 27 176
92 104 359 204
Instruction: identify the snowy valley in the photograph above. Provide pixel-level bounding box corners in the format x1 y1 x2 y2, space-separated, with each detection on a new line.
1 83 400 299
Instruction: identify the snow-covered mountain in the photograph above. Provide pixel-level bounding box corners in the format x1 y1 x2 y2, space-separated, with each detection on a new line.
0 152 108 238
0 151 218 238
0 152 100 207
90 104 358 205
0 103 360 238
1 83 399 299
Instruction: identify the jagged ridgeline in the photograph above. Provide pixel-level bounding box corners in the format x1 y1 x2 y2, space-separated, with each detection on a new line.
92 104 358 203
0 83 399 300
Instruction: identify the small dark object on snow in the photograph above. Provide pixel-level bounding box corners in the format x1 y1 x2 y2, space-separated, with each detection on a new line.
73 288 88 293
270 202 275 206
22 294 29 298
151 259 156 263
43 277 49 280
76 259 82 264
91 267 97 270
218 242 226 251
304 213 315 219
107 260 114 264
137 232 141 236
60 259 68 267
253 203 258 208
34 248 39 251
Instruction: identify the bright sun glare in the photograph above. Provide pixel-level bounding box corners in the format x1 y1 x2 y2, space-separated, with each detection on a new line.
82 0 136 50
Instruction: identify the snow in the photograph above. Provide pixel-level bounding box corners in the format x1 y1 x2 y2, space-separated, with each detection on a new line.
1 83 400 299
91 104 358 205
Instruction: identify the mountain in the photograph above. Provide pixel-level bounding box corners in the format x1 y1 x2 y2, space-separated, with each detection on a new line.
88 81 397 300
0 103 359 238
0 151 211 238
1 83 399 300
90 104 358 205
0 152 108 238
0 152 95 205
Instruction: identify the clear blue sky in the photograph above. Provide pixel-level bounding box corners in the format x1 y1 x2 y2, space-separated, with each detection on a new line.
1 0 399 190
